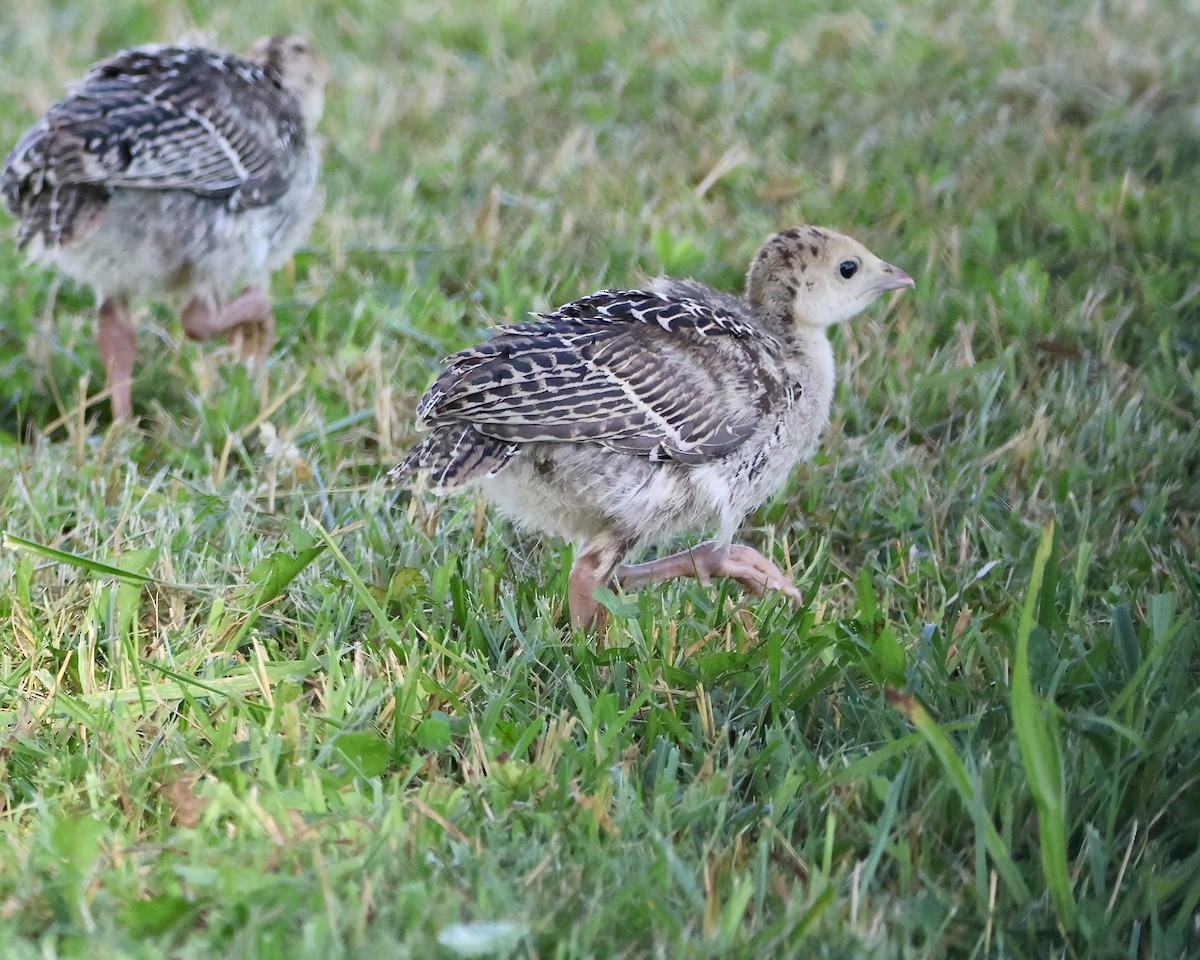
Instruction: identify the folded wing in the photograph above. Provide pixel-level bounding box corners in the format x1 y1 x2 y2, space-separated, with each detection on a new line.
2 45 307 243
417 289 782 465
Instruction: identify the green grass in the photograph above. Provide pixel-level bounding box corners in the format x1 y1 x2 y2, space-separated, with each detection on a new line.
1 0 1198 956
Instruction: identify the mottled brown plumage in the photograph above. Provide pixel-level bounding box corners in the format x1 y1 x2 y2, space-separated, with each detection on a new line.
2 36 324 419
392 225 914 628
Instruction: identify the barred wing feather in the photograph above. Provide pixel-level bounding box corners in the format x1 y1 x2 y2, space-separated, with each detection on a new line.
416 290 780 465
3 46 305 214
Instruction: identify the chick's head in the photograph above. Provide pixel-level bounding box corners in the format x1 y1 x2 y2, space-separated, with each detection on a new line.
747 225 914 328
250 35 326 128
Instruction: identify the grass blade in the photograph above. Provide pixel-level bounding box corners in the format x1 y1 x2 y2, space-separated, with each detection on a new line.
1011 518 1077 930
1111 603 1140 680
3 533 155 582
886 689 1031 902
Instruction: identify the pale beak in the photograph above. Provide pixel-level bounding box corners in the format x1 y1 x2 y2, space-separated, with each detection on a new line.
875 262 915 292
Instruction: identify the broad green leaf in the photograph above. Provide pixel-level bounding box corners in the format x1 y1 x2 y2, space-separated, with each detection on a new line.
115 546 157 643
118 894 195 937
332 731 390 779
50 815 103 878
415 712 453 753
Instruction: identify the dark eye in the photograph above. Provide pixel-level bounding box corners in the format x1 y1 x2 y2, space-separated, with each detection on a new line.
838 260 858 279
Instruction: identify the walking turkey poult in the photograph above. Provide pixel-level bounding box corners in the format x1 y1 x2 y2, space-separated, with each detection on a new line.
2 36 325 419
393 225 915 628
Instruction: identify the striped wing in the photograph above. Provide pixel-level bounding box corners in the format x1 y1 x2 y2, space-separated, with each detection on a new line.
3 46 306 212
417 289 781 465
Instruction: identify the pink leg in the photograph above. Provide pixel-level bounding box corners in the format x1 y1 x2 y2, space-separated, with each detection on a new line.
97 296 135 420
568 538 802 630
567 534 630 630
181 287 275 361
617 540 803 603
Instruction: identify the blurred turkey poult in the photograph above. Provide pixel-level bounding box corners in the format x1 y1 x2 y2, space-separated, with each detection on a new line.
1 36 325 420
392 225 915 629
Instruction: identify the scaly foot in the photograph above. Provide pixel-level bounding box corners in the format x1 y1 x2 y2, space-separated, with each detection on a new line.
617 540 803 602
181 287 275 362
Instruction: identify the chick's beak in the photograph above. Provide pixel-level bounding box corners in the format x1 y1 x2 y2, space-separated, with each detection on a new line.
875 262 915 292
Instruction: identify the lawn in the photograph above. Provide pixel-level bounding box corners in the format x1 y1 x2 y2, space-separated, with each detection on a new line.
0 0 1197 957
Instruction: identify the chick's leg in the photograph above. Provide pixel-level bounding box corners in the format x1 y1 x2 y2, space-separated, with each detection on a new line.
617 540 803 603
181 287 275 362
567 533 631 630
97 296 135 420
218 286 275 360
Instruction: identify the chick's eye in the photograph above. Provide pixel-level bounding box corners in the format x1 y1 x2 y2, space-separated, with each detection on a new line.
838 260 858 279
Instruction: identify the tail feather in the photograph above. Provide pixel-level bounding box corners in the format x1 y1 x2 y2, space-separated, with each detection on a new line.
6 181 111 251
388 424 517 492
